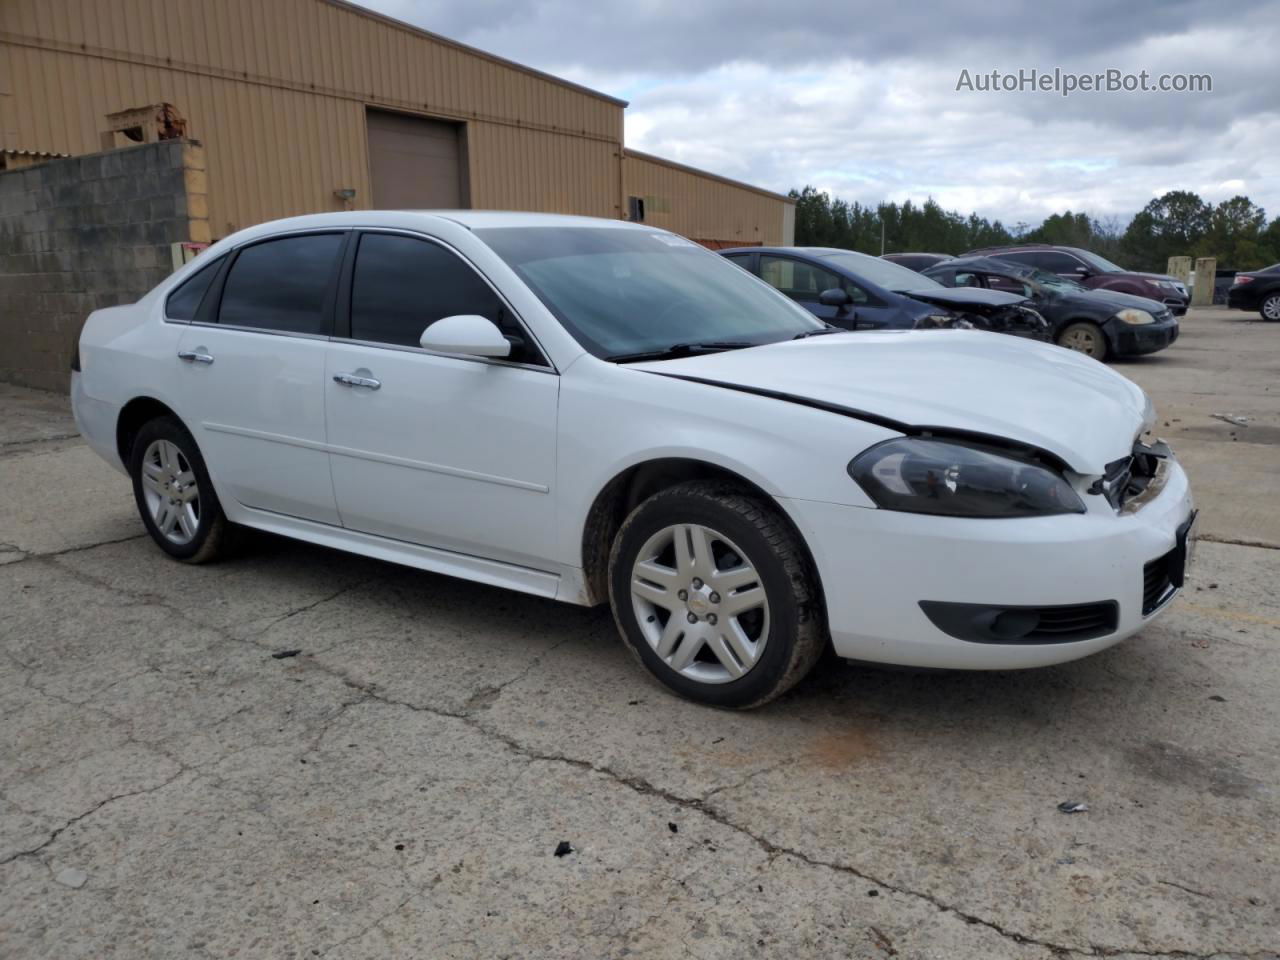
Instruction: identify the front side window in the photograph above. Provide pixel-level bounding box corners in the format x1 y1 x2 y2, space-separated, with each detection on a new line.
165 256 223 321
349 233 540 363
219 233 344 335
476 227 821 359
760 256 844 301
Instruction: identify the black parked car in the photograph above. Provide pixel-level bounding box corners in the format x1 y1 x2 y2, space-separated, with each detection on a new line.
1227 263 1280 321
720 247 1048 338
880 252 953 272
923 256 1179 360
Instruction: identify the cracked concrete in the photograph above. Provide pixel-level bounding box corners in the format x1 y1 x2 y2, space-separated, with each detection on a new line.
2 309 1279 958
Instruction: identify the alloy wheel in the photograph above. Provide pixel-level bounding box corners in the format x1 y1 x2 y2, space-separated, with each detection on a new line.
1062 327 1100 355
1263 295 1280 321
629 523 770 684
140 439 201 544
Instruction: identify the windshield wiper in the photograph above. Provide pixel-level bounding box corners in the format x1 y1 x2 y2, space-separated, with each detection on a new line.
792 325 845 340
605 341 754 363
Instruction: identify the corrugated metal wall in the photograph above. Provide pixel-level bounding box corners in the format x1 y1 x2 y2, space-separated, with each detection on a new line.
623 151 794 247
0 0 626 235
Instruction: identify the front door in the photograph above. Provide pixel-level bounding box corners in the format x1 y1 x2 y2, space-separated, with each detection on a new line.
324 231 559 569
176 231 346 524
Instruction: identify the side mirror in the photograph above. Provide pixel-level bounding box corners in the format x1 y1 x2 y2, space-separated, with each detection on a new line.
1074 266 1091 277
818 287 851 308
419 315 511 359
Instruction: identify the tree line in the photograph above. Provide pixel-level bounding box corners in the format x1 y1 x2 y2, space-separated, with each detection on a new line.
789 186 1280 272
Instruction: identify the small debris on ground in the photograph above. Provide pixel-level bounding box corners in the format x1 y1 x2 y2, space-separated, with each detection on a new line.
867 888 879 897
55 867 88 889
1208 695 1227 702
1210 413 1251 426
667 822 678 834
1057 801 1089 814
553 841 573 857
271 649 302 660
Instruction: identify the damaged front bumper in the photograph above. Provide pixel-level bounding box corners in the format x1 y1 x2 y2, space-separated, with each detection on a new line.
778 454 1194 670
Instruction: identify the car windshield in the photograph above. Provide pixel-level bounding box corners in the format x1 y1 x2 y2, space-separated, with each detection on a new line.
476 227 823 359
819 251 946 292
1022 267 1086 292
1076 250 1126 273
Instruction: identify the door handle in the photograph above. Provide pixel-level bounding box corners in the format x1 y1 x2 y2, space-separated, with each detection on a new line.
333 372 381 390
177 350 214 364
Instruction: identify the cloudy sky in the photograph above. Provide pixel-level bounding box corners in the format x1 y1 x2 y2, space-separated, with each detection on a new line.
359 0 1280 227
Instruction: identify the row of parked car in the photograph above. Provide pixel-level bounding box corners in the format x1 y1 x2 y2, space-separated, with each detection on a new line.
721 243 1190 360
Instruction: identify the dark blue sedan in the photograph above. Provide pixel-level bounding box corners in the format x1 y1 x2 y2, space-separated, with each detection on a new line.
720 246 1046 337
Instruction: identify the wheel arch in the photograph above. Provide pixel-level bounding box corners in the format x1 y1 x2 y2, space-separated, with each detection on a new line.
579 457 823 611
116 396 184 466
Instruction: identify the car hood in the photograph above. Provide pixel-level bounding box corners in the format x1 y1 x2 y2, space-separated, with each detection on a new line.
633 332 1149 474
1072 287 1169 314
897 286 1028 312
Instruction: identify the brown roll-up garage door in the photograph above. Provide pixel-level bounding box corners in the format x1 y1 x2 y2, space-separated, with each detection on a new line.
366 109 466 209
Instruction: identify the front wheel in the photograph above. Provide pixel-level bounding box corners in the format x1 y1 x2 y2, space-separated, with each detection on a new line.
608 481 825 708
1056 321 1108 360
1261 293 1280 322
130 416 231 563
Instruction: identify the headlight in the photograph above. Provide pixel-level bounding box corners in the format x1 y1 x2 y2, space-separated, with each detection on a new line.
847 438 1085 518
1116 308 1155 325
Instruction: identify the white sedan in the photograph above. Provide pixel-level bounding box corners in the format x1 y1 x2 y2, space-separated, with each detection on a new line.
72 212 1195 708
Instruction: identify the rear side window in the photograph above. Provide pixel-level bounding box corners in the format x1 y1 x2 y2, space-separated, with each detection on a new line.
723 254 754 271
350 232 541 363
999 251 1041 268
219 234 344 335
1037 251 1086 273
165 256 223 321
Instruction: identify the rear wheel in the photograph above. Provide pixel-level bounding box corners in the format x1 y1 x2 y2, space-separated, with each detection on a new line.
608 481 825 709
1057 321 1108 360
129 416 230 563
1261 293 1280 322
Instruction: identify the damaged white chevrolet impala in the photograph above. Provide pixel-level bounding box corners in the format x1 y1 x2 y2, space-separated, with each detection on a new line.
72 212 1196 708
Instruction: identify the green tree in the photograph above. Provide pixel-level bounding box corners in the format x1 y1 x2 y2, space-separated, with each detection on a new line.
1121 190 1211 271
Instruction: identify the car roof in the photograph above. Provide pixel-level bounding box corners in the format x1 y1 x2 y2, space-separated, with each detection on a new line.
222 210 655 246
718 246 876 260
925 255 1038 276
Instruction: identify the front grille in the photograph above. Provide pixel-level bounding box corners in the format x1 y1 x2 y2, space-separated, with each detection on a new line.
1143 549 1177 615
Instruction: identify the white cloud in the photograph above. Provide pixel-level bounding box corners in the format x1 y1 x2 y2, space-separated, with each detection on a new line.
357 1 1280 225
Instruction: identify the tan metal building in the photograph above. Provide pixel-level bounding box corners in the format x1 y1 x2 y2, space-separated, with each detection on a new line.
0 0 794 245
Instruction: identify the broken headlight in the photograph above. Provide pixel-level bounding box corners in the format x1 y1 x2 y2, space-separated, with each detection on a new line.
848 438 1085 518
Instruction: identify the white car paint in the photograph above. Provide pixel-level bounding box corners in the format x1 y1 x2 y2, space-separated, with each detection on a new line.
72 210 1194 671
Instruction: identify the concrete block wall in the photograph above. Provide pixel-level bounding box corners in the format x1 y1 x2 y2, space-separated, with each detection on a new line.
0 139 209 392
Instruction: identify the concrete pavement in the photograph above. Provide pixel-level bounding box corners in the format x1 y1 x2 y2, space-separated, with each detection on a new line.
1 310 1277 959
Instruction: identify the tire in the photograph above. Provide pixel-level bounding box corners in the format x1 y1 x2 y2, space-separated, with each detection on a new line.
129 415 231 563
607 481 825 709
1261 293 1280 322
1056 321 1108 360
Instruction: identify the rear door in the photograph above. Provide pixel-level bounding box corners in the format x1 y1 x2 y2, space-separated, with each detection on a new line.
324 230 559 568
175 231 346 524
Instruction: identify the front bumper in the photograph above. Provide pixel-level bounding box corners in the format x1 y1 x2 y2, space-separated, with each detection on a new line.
779 457 1194 669
1112 317 1178 355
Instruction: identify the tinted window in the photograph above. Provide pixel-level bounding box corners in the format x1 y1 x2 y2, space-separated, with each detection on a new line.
219 234 344 334
999 251 1041 268
760 256 846 300
165 256 223 321
723 254 754 271
1037 251 1087 273
350 233 539 362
